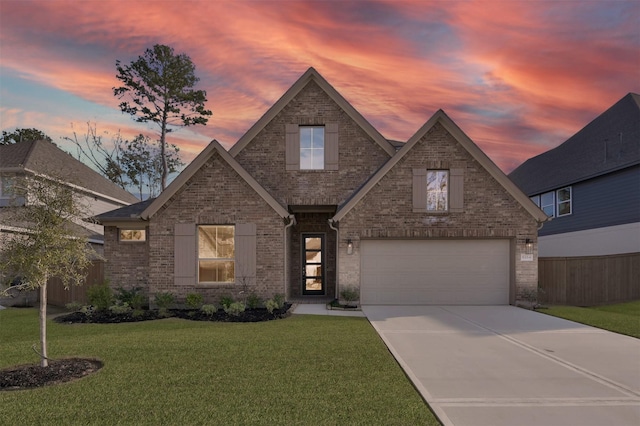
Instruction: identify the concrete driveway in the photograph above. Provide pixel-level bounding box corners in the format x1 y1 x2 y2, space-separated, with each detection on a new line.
363 305 640 426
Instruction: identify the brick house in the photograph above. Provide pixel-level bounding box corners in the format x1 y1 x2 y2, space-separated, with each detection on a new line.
97 68 547 306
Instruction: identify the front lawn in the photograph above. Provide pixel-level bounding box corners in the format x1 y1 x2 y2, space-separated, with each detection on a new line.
0 308 439 425
539 300 640 338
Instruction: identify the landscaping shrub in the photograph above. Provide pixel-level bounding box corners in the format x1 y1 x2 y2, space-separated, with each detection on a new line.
87 282 114 311
273 293 285 309
340 286 360 304
154 292 175 317
116 286 145 310
109 302 132 315
185 293 204 310
200 304 217 316
219 295 234 309
246 293 262 310
224 302 245 316
265 299 279 314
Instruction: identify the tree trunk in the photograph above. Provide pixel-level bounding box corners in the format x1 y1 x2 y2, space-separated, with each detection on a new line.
39 282 48 367
160 116 168 191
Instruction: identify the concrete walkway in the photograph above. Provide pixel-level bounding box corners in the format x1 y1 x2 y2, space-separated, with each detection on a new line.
292 303 365 317
364 305 640 426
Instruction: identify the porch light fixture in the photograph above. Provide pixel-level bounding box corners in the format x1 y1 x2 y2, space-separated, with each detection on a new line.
525 238 533 255
346 239 353 255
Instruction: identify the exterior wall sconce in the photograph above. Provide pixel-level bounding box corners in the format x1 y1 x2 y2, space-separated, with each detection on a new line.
346 239 353 255
525 238 533 255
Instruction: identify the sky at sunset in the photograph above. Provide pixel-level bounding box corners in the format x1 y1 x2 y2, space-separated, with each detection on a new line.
1 0 639 175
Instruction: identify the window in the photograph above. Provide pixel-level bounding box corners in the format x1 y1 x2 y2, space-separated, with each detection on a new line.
119 229 146 242
0 176 15 198
532 187 572 218
556 187 572 216
540 191 555 217
427 170 448 211
300 126 324 170
198 225 235 283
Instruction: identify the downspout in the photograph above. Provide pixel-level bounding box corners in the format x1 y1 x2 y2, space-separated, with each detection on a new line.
328 219 339 300
283 214 296 301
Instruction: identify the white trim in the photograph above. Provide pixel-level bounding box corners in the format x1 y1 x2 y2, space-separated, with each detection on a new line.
539 222 640 257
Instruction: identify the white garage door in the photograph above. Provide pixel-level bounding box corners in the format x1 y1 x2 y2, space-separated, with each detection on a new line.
361 239 510 305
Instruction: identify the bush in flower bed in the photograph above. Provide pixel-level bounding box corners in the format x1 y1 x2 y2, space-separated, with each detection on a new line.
55 294 291 324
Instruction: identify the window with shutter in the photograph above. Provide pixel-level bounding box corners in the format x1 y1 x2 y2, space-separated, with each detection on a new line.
285 123 338 171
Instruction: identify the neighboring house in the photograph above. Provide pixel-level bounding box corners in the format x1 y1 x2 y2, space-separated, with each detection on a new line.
508 93 639 305
97 68 546 306
0 139 139 305
509 93 640 258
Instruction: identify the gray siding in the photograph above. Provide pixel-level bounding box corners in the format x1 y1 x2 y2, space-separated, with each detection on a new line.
540 165 640 236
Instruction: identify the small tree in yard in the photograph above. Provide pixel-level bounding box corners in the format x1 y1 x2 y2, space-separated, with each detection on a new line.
114 44 212 190
0 176 96 367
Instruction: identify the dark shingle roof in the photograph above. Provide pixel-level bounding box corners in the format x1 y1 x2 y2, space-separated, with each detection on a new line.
509 93 640 195
95 198 155 222
0 140 139 204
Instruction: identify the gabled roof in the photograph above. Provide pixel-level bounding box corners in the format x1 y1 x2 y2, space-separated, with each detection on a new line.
0 139 139 204
228 67 397 157
333 110 548 223
509 93 640 195
137 140 291 220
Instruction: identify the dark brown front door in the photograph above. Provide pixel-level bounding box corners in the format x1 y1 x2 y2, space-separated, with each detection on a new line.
302 234 324 295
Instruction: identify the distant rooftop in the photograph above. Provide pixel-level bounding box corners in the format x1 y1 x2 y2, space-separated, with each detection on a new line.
509 93 640 195
0 139 139 204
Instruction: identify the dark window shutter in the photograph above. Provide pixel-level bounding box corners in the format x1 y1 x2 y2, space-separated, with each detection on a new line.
325 122 339 170
235 223 256 285
285 124 299 171
174 223 196 286
450 168 464 212
413 169 427 212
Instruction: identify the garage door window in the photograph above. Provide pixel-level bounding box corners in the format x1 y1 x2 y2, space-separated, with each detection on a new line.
427 170 448 211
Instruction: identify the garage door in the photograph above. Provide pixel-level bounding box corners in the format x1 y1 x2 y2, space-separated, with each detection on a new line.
361 239 510 305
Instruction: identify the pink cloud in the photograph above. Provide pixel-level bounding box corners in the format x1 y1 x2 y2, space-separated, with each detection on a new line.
1 0 638 174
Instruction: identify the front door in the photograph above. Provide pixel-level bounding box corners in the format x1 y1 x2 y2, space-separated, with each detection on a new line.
302 234 325 295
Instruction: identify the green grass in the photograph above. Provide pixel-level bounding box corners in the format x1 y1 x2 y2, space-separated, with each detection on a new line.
0 308 439 425
540 300 640 338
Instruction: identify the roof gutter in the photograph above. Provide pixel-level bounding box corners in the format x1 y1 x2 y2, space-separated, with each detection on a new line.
283 214 296 300
328 219 339 300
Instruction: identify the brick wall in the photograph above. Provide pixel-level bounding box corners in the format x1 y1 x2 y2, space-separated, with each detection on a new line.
234 80 391 207
338 123 539 302
147 150 285 305
103 226 150 300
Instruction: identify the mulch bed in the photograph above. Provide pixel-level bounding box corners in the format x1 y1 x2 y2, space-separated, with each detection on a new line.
0 358 103 391
52 303 292 324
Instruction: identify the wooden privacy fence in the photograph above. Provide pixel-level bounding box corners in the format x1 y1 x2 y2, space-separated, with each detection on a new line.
47 260 105 307
539 253 639 306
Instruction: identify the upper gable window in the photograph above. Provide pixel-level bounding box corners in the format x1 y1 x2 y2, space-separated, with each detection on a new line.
286 123 338 171
300 126 325 170
427 170 449 212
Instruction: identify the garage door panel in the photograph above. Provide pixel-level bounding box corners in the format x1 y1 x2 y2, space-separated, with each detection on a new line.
361 240 509 305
